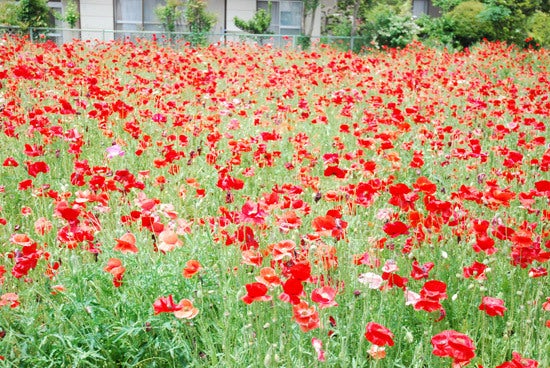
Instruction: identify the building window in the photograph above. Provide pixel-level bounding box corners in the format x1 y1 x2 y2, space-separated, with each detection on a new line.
115 0 164 35
258 1 303 35
412 0 428 17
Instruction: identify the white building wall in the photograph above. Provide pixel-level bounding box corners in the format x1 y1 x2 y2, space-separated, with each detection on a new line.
79 0 115 41
206 0 226 35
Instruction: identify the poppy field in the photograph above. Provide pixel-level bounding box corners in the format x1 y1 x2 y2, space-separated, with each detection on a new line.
0 36 549 367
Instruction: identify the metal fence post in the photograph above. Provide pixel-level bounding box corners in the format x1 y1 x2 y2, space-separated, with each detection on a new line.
29 27 33 41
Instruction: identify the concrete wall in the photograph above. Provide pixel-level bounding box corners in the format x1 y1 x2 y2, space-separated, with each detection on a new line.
206 0 226 35
79 0 114 41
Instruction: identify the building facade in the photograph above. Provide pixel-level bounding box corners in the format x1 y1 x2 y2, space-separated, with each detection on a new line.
48 0 439 42
59 0 324 41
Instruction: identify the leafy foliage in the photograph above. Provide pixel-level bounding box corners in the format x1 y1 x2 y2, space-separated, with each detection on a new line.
0 1 20 26
362 7 419 48
419 0 550 47
527 10 550 46
155 0 183 33
416 15 460 48
234 4 272 34
184 0 216 46
53 0 80 28
15 0 52 30
445 1 495 46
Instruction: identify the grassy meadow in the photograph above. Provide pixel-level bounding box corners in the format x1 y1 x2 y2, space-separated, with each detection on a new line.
0 36 549 367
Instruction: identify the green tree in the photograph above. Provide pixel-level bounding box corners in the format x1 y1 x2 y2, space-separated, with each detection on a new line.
17 0 53 30
527 10 550 46
234 3 272 34
432 0 468 11
425 0 550 46
0 1 20 26
156 0 183 33
55 0 80 28
329 0 417 50
185 0 216 46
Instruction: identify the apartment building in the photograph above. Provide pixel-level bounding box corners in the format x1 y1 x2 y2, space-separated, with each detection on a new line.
47 0 438 42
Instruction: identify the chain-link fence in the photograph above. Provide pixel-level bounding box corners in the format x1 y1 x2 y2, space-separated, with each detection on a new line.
0 25 371 52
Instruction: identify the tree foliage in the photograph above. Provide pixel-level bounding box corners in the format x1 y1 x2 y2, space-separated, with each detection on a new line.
155 0 183 33
234 4 272 34
15 0 52 30
55 0 80 28
328 0 417 49
419 0 550 47
184 0 216 45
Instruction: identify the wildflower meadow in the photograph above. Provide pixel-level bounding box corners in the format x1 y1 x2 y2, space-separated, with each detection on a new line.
0 36 549 367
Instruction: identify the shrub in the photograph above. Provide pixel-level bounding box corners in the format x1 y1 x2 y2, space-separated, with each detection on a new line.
445 1 494 46
17 0 52 30
0 1 20 26
361 7 418 49
527 11 550 46
155 0 183 33
234 6 272 34
416 15 460 49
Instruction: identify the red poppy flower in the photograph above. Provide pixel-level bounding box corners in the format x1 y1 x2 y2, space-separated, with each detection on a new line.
292 301 320 332
157 230 182 252
463 261 487 280
173 299 199 320
114 232 138 254
272 239 296 261
182 260 202 278
255 267 281 288
241 249 263 267
413 176 437 194
479 296 507 317
104 258 125 287
324 165 348 178
289 262 311 281
2 157 18 167
18 179 33 190
240 200 267 224
280 277 304 305
34 217 53 236
496 351 539 368
383 221 409 238
528 267 547 278
311 338 326 362
241 282 272 304
11 242 40 278
311 286 338 309
312 213 347 239
388 183 418 211
420 280 447 300
10 233 34 247
431 330 476 366
410 260 435 280
0 293 19 308
153 295 178 314
25 161 50 177
365 322 394 347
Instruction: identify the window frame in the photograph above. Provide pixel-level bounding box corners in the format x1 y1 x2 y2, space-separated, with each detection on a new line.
114 0 164 33
257 0 303 35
